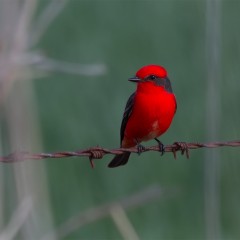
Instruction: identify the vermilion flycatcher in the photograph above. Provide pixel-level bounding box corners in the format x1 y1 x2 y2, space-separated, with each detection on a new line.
108 64 177 168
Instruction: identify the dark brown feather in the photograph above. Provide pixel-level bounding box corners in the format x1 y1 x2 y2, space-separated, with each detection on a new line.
108 93 135 168
120 92 135 143
108 152 131 168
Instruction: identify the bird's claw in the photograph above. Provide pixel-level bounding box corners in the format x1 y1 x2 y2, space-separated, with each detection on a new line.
158 142 165 156
154 138 165 156
137 144 146 155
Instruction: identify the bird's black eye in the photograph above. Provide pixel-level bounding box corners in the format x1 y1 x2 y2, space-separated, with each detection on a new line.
149 75 156 80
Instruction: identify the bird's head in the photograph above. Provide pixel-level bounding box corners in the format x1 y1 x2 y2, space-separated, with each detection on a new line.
128 64 173 93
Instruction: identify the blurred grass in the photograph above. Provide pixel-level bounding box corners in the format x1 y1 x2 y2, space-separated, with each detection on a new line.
1 0 240 239
34 1 240 239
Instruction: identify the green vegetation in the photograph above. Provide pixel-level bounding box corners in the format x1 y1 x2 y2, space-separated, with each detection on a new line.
2 1 240 239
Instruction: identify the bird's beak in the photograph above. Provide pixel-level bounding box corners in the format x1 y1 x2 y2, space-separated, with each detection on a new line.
128 77 141 82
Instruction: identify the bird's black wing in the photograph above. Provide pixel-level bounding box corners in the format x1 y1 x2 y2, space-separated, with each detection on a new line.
120 92 136 144
108 93 135 168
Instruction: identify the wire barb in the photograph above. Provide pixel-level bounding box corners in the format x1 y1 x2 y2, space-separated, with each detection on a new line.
87 147 105 168
0 140 239 165
173 142 190 159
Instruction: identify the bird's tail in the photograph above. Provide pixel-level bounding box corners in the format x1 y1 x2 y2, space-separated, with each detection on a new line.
108 152 131 168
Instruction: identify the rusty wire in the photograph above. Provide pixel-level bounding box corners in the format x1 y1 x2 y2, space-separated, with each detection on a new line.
0 140 239 167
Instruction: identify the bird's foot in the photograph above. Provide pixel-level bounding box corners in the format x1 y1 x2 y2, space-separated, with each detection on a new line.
154 138 165 156
137 144 146 155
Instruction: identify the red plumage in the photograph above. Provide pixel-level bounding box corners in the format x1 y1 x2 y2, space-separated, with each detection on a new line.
108 65 177 168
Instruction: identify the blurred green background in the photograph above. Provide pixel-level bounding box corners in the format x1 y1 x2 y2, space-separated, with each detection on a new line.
1 0 240 239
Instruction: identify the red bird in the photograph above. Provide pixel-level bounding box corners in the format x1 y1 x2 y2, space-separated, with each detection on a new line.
108 64 177 168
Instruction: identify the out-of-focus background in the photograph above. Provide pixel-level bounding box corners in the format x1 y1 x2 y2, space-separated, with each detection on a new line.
0 0 240 239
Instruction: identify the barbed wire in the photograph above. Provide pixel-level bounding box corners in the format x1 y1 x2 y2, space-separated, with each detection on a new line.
0 140 239 167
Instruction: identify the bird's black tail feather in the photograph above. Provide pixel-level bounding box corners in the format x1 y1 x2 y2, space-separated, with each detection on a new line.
108 152 131 168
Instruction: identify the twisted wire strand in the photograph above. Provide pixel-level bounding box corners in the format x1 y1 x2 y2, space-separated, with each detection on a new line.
0 140 239 164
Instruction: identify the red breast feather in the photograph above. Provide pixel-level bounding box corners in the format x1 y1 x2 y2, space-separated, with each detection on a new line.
122 81 176 148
